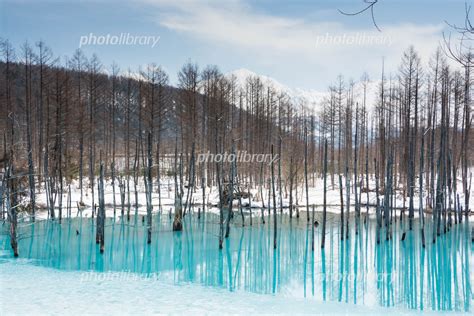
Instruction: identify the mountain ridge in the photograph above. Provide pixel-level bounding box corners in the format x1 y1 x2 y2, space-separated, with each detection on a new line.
226 68 380 111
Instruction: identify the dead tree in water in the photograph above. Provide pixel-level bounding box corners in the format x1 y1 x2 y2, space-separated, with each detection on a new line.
271 144 277 249
6 165 18 257
0 160 5 221
234 158 245 226
23 44 36 222
321 139 328 248
87 55 101 218
353 103 360 235
289 156 294 218
225 141 236 238
97 162 105 253
216 158 224 249
304 125 310 222
131 136 139 222
374 159 381 244
44 150 56 219
419 132 426 247
311 205 315 251
110 65 118 218
278 137 283 214
54 68 65 224
384 151 393 241
111 162 116 217
215 114 224 248
365 127 369 225
256 162 266 223
118 176 125 219
67 185 72 218
71 50 86 204
173 140 183 231
339 174 344 241
145 132 153 243
184 142 196 216
345 165 350 240
201 152 206 217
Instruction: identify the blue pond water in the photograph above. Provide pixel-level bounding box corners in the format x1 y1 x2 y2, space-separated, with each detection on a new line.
1 211 472 313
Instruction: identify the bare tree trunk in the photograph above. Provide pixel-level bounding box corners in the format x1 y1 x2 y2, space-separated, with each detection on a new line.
374 159 380 244
339 174 344 241
184 142 196 216
201 159 206 216
217 158 224 249
321 139 328 248
353 105 359 235
345 165 350 240
98 162 105 253
173 139 183 231
146 132 153 243
6 164 18 257
259 161 265 210
225 141 236 238
289 156 294 218
385 150 393 241
271 144 277 249
304 125 310 222
419 132 426 247
118 176 125 219
278 137 283 214
24 54 36 222
365 134 369 225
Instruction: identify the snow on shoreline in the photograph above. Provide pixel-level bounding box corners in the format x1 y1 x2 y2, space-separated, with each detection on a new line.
22 173 473 222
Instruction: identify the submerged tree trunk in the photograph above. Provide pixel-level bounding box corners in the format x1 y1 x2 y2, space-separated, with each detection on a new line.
339 174 344 241
98 162 105 253
278 137 283 214
289 156 294 218
6 165 18 257
374 159 380 244
225 141 236 238
271 144 277 249
184 142 196 216
173 141 183 232
345 166 350 240
304 126 310 222
321 139 328 248
217 159 224 249
419 132 426 248
353 105 359 235
146 132 153 243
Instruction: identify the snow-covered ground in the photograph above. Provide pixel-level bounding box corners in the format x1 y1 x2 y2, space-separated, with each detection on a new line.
28 172 473 222
0 260 465 316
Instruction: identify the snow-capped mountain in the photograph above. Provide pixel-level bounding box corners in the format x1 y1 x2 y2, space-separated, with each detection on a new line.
226 68 380 111
226 68 327 108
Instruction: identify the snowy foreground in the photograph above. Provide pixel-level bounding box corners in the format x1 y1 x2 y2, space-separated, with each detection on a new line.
6 172 472 314
3 183 473 315
0 260 466 316
30 173 474 221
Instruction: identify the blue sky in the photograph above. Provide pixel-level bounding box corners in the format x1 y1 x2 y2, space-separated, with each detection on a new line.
0 0 467 90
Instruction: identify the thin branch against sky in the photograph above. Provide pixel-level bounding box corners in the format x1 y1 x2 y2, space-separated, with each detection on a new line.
338 0 382 32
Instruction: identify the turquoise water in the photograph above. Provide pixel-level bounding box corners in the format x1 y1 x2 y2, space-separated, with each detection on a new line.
1 210 473 313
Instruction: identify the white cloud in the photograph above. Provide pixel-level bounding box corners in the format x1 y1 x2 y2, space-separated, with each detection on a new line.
138 0 451 89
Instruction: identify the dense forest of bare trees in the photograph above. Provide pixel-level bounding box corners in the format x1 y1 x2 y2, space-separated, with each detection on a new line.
0 32 472 254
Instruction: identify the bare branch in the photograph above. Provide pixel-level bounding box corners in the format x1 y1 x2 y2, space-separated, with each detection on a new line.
338 0 382 32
